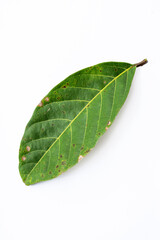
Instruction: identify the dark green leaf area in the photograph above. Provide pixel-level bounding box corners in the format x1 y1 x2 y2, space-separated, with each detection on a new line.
33 62 131 109
26 101 87 129
19 62 136 185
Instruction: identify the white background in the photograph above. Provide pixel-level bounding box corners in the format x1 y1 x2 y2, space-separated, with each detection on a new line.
0 0 160 239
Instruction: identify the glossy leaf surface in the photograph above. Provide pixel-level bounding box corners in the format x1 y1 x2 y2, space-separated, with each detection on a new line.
19 61 136 185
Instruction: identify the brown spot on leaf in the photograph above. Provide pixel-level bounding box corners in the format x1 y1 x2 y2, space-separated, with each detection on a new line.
26 146 30 152
49 171 52 174
45 97 49 102
62 85 66 88
56 165 59 168
38 101 43 107
78 155 83 163
85 149 90 154
107 121 111 126
60 154 62 158
104 81 106 84
73 144 75 147
22 156 26 161
105 127 108 131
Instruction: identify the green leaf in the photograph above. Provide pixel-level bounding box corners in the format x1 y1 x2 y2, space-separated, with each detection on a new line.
19 59 147 185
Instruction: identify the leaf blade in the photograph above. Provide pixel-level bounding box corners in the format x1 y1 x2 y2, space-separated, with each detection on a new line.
19 62 136 185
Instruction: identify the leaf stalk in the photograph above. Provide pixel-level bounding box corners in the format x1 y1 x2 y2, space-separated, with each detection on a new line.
134 59 148 67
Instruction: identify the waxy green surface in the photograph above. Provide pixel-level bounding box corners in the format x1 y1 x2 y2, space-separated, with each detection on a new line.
19 61 136 185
